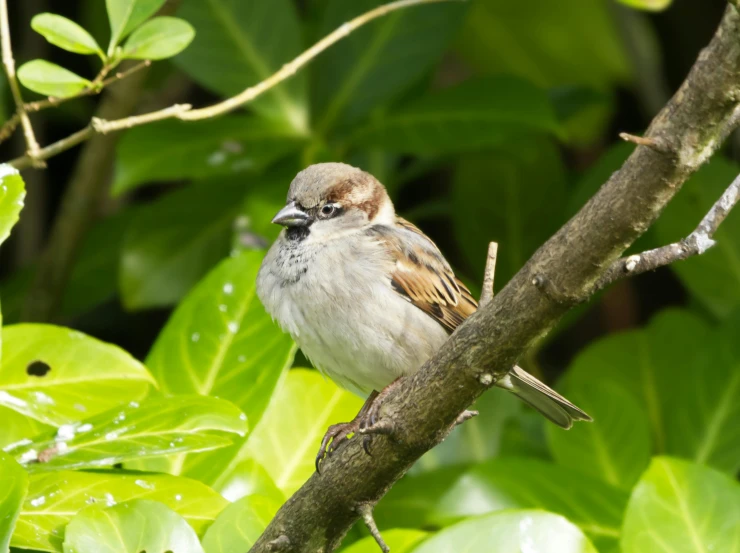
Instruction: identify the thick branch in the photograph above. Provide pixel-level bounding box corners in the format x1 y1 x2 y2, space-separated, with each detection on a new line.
597 171 740 288
249 6 740 552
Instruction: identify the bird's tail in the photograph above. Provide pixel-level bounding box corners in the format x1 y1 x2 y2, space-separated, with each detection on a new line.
496 365 592 429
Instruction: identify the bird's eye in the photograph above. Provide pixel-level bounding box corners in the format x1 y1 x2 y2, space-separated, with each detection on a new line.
320 204 337 218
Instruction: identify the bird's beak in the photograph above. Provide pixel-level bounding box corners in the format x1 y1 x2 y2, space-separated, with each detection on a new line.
272 201 309 227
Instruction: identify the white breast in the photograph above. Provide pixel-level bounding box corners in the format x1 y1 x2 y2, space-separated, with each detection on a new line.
256 232 449 397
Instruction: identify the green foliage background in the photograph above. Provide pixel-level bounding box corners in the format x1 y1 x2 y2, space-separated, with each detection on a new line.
0 0 739 552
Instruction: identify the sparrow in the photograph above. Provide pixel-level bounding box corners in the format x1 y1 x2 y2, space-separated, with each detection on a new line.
256 163 591 469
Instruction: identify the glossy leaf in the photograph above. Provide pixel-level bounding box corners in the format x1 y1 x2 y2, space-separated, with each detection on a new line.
618 0 673 11
121 16 195 60
412 510 597 553
244 369 363 495
31 14 102 56
112 117 306 195
340 530 427 553
348 76 560 154
0 406 51 450
0 452 28 553
0 324 153 426
376 458 627 552
547 380 651 489
0 164 25 247
14 470 227 552
63 499 204 553
17 60 90 98
119 180 246 310
139 251 295 479
8 396 246 472
312 0 466 132
106 0 166 48
201 495 280 553
622 457 740 553
174 0 307 131
655 157 740 317
213 459 284 502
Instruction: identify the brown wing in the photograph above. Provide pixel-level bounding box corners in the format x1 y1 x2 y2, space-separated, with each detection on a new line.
370 218 478 334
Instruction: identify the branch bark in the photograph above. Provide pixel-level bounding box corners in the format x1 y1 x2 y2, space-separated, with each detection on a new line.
249 5 740 552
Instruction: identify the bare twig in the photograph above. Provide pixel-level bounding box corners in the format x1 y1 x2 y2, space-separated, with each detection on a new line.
479 241 498 307
596 171 740 289
357 504 389 553
92 103 191 133
619 132 672 154
0 0 42 166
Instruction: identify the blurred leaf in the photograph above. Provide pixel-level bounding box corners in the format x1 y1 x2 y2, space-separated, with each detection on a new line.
376 458 626 552
312 0 466 133
339 530 427 553
17 60 90 98
139 251 295 480
14 470 227 552
0 452 27 553
549 86 613 147
112 117 306 195
63 499 204 553
621 457 740 553
31 14 102 56
347 76 560 154
201 495 279 553
457 0 630 90
106 0 166 49
174 0 307 131
213 459 284 503
121 16 195 60
412 510 597 553
655 157 740 318
0 165 24 247
452 138 567 286
546 381 651 489
567 309 740 475
8 396 246 472
0 324 153 426
0 406 50 449
244 369 363 495
618 0 672 12
120 181 246 310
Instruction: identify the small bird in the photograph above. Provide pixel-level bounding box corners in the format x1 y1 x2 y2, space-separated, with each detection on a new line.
256 163 591 469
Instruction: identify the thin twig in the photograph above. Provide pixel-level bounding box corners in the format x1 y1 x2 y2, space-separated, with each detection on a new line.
177 0 463 122
479 241 498 307
0 0 42 166
596 171 740 290
619 132 672 155
357 504 389 553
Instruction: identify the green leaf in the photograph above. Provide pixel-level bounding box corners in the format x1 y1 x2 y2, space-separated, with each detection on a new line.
174 0 307 132
621 457 740 553
0 452 28 553
106 0 166 49
546 380 651 489
17 60 91 98
412 510 597 553
457 0 631 90
376 458 627 552
0 406 51 449
0 165 25 247
7 396 246 472
617 0 673 12
0 324 154 426
452 138 567 287
14 469 227 552
63 499 204 553
112 117 306 195
121 16 195 60
312 0 466 133
213 459 284 503
655 157 740 317
140 252 295 478
244 369 363 495
347 76 560 154
201 495 279 553
340 530 427 553
119 181 246 310
31 14 102 56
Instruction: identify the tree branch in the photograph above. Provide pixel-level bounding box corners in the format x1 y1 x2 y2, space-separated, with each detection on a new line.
248 6 740 552
596 171 740 289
